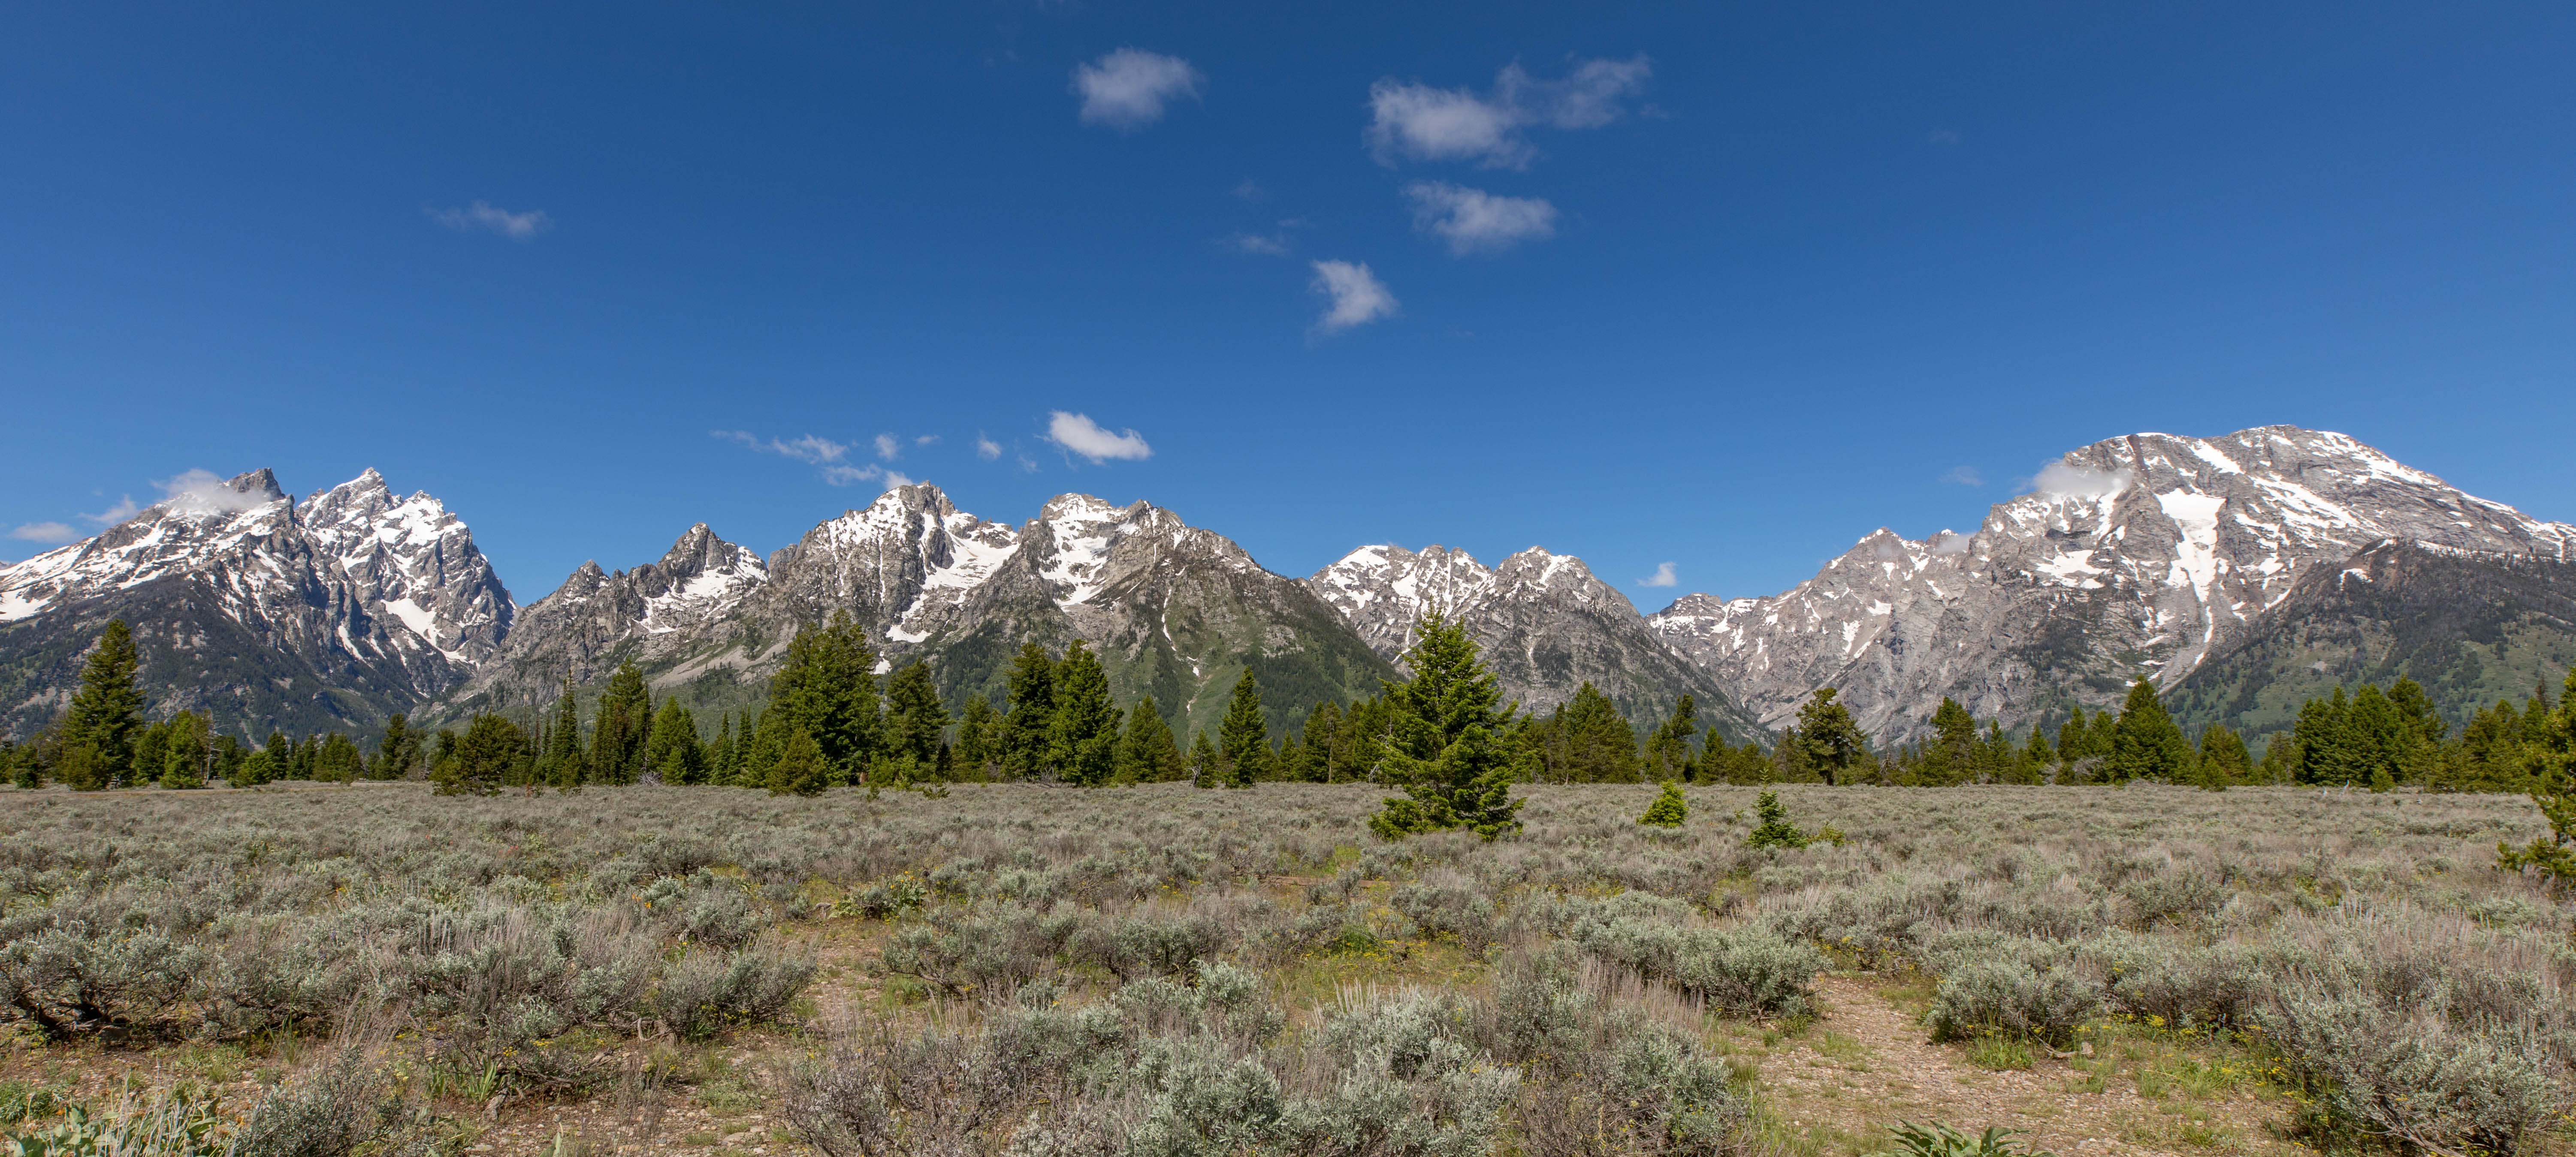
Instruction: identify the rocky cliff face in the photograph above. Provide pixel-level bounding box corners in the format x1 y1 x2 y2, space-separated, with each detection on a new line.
1305 543 1765 741
446 485 1393 739
0 469 513 738
1647 427 2576 741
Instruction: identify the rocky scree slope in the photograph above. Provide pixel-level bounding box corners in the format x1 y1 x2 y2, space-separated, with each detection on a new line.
1305 543 1766 742
0 468 512 738
1647 427 2576 742
445 484 1394 741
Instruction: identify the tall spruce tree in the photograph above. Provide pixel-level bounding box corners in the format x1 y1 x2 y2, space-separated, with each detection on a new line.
1217 668 1269 787
1115 697 1185 783
433 713 524 795
158 711 210 789
2294 687 2356 786
591 661 653 785
1542 682 1640 783
373 713 421 781
769 614 883 784
1050 640 1119 786
1790 688 1866 786
2104 676 2192 782
645 699 705 783
956 695 1000 781
540 687 586 789
1189 728 1221 788
1000 642 1058 780
768 729 829 796
1368 606 1526 840
61 618 145 790
885 661 948 768
1643 694 1697 781
2197 723 2249 790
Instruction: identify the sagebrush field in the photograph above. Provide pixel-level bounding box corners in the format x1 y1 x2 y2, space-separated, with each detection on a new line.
1 781 2568 1157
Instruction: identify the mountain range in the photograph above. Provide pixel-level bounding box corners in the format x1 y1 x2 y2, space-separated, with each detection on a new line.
4 425 2569 748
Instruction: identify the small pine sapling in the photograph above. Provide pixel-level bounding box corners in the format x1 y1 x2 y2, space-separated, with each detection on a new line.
1638 781 1689 827
1747 790 1806 849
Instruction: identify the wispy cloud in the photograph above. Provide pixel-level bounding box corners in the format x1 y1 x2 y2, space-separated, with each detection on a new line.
83 495 139 525
1366 55 1651 169
1073 48 1204 130
715 429 911 490
1226 232 1291 256
1232 179 1266 201
975 435 1003 461
1309 260 1398 333
1940 465 1984 487
2028 461 2134 499
1638 561 1678 588
428 201 551 240
915 434 939 447
1929 530 1974 555
873 433 902 461
8 521 77 544
1045 412 1153 462
155 469 271 515
1403 181 1557 255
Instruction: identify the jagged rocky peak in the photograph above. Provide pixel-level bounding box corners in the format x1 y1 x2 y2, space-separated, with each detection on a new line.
1027 492 1254 608
299 467 513 662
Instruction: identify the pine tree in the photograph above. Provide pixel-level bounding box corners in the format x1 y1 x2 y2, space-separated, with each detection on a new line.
770 614 882 784
1115 698 1184 783
541 688 586 789
61 619 145 789
433 713 524 795
372 713 421 780
768 729 829 796
2103 676 2192 783
2196 723 2250 789
590 660 653 785
1042 640 1117 786
1638 780 1688 827
1189 728 1221 788
1643 694 1697 782
158 711 210 789
956 695 1000 782
1217 669 1269 788
314 733 365 783
1304 702 1346 783
646 698 705 783
2498 668 2576 885
2294 687 2356 786
1000 642 1058 780
1790 688 1866 786
707 714 737 786
885 661 949 770
1368 606 1526 841
1542 682 1640 783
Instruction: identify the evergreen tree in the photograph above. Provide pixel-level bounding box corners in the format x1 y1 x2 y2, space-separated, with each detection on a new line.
1638 780 1688 827
1303 702 1347 783
592 660 654 785
768 729 829 796
1927 696 1978 784
1368 606 1526 841
1115 697 1184 783
2103 676 2192 783
134 720 171 791
769 614 883 784
372 713 422 780
541 688 586 789
158 711 211 789
234 742 277 788
433 713 524 795
1216 668 1269 787
1790 688 1866 786
314 733 365 783
707 714 736 786
2196 723 2250 789
1539 682 1640 783
61 619 145 789
1048 640 1119 786
1000 642 1058 779
645 698 706 783
2294 687 2356 786
956 695 1000 782
2021 723 2056 781
2498 669 2576 885
1189 728 1221 788
885 660 949 769
1643 694 1698 782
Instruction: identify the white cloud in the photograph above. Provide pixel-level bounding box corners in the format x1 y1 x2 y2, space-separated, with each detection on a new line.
155 469 270 515
1638 562 1678 588
1232 179 1266 201
8 521 78 544
1366 55 1650 169
873 433 901 461
1940 465 1984 487
1227 232 1291 256
975 435 1003 461
1045 412 1153 462
821 464 912 490
1072 48 1204 130
1309 260 1399 333
715 430 852 466
915 434 939 447
2029 461 2134 499
429 200 551 240
1402 181 1557 255
1928 530 1974 555
82 495 139 525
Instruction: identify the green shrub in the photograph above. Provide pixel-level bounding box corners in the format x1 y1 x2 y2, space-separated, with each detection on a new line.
1391 871 1498 949
1639 783 1688 828
1924 958 2101 1046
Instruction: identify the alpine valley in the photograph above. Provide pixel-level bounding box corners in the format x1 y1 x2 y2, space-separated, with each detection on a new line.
3 425 2570 748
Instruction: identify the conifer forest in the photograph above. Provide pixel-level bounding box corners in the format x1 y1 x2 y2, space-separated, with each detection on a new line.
4 608 2574 1157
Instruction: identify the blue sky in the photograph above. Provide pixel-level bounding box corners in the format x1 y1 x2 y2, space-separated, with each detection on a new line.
5 2 2573 606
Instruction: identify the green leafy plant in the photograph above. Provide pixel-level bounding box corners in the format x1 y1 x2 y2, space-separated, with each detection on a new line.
1877 1120 2058 1157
